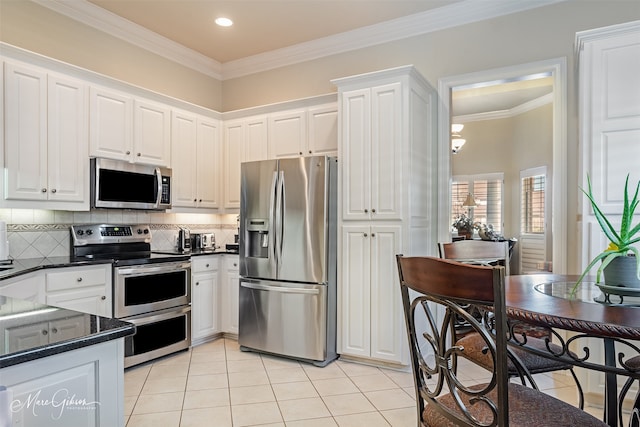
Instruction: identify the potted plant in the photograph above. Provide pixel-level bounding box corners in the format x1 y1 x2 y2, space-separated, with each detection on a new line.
452 213 476 240
572 174 640 294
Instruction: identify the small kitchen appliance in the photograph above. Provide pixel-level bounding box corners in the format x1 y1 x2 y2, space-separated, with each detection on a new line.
192 233 215 250
177 228 191 253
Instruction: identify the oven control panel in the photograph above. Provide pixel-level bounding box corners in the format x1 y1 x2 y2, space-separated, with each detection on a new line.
71 224 152 246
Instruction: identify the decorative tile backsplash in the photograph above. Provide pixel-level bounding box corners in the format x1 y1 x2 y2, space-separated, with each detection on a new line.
0 209 239 260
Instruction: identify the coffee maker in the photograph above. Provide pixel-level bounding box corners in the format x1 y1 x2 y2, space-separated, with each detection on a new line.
177 227 191 253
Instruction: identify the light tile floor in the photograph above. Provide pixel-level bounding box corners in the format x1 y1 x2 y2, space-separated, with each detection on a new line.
124 338 610 427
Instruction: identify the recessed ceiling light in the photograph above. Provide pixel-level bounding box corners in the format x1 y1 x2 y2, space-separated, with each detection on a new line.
215 17 233 27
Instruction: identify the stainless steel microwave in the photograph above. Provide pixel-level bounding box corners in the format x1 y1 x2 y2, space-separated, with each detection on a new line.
90 158 172 210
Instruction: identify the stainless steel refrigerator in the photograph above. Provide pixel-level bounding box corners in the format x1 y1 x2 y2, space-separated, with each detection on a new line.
238 156 338 366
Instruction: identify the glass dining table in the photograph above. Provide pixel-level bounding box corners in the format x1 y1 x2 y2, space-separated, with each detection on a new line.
504 274 640 427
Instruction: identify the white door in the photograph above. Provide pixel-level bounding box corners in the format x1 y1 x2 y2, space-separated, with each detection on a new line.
171 111 198 207
89 86 133 161
134 99 171 166
223 121 244 209
197 118 221 208
269 109 306 158
307 104 338 156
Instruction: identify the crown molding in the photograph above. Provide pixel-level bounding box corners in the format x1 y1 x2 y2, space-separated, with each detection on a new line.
31 0 223 79
453 92 553 123
33 0 565 81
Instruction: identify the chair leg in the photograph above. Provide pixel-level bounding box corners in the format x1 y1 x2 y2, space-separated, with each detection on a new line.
568 368 585 410
619 377 635 427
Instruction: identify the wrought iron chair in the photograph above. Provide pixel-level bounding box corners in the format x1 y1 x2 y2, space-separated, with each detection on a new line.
619 355 640 427
396 255 605 426
438 240 585 409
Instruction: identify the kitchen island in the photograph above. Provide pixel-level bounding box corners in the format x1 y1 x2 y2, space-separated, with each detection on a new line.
0 295 135 426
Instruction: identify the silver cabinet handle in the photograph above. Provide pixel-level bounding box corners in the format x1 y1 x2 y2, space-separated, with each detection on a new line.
137 152 141 157
51 189 57 193
233 263 238 267
371 233 376 237
195 282 199 286
372 208 376 213
41 188 47 193
42 330 48 336
364 208 368 213
51 328 58 334
101 296 106 300
205 264 210 268
126 150 131 155
77 277 82 282
364 233 368 237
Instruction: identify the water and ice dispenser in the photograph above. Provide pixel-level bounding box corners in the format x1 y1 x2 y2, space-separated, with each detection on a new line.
246 219 269 258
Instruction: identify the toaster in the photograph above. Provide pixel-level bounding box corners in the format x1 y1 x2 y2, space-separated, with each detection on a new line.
192 233 215 250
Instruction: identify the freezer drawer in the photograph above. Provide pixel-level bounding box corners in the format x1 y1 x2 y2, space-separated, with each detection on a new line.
239 278 327 362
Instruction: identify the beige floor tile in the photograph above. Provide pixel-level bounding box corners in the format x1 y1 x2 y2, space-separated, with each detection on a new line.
337 361 382 377
124 395 137 416
124 377 146 397
226 348 262 361
349 373 398 392
133 392 184 414
381 369 414 388
278 397 331 421
231 401 283 426
228 369 270 387
183 389 230 409
323 393 377 416
227 358 267 373
266 366 309 383
180 406 232 427
230 384 275 405
380 407 418 427
147 363 189 379
261 354 302 371
141 377 187 395
127 411 182 427
271 381 319 401
186 373 229 390
312 377 359 396
192 339 226 353
190 351 226 364
334 411 391 427
188 361 227 375
153 350 192 366
286 418 338 427
303 363 347 380
364 389 415 411
125 364 151 380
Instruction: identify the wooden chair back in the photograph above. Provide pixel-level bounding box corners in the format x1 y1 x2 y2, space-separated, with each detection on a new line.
396 255 509 426
438 240 510 275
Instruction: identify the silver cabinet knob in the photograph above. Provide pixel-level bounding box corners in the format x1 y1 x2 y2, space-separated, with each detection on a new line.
299 151 303 155
126 150 131 155
372 209 376 213
364 233 368 237
42 330 48 336
101 296 106 300
233 263 238 267
371 233 376 237
196 282 199 286
364 209 368 213
194 199 197 202
308 150 312 154
51 189 57 193
41 188 47 193
51 328 58 334
77 277 82 282
205 264 210 268
137 153 141 157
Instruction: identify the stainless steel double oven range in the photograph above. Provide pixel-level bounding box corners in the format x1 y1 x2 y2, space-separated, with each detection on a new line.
71 224 191 368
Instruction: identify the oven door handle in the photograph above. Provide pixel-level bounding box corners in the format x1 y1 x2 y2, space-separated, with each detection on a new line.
124 305 191 326
116 262 191 276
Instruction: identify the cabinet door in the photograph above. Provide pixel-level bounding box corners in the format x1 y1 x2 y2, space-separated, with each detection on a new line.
245 116 268 162
371 83 403 220
223 121 244 209
339 225 371 358
47 74 88 203
4 61 48 201
196 118 221 208
192 272 218 340
5 322 49 353
171 111 198 207
46 288 110 317
89 86 133 161
134 99 171 166
223 256 240 334
49 315 88 344
269 110 306 158
369 225 405 363
308 104 338 156
341 89 371 220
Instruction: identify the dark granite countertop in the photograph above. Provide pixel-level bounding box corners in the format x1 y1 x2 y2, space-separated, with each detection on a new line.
0 296 135 368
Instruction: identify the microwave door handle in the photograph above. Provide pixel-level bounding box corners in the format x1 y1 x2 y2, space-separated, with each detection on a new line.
154 167 162 208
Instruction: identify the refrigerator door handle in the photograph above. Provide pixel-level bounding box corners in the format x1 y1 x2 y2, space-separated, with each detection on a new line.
241 281 321 295
270 170 278 265
275 170 285 275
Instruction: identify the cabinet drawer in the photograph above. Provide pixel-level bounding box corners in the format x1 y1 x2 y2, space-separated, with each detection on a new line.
226 255 239 271
46 266 108 292
192 256 218 273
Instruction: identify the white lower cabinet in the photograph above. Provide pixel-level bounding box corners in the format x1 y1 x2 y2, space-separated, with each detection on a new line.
191 256 219 343
339 224 406 364
2 339 125 427
221 255 240 335
45 264 112 317
5 314 87 353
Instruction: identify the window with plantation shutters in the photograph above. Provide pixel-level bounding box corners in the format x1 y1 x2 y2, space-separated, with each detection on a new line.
521 171 546 234
451 174 503 233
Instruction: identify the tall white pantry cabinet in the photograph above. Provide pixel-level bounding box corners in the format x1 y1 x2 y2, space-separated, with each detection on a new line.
332 66 438 366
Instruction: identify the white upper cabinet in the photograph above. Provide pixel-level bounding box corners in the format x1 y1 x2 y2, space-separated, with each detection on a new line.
3 61 88 209
340 83 402 221
269 105 338 159
90 86 170 166
171 110 221 210
223 116 268 209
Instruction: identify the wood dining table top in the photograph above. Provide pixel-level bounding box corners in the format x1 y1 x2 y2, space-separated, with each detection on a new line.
504 274 640 340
